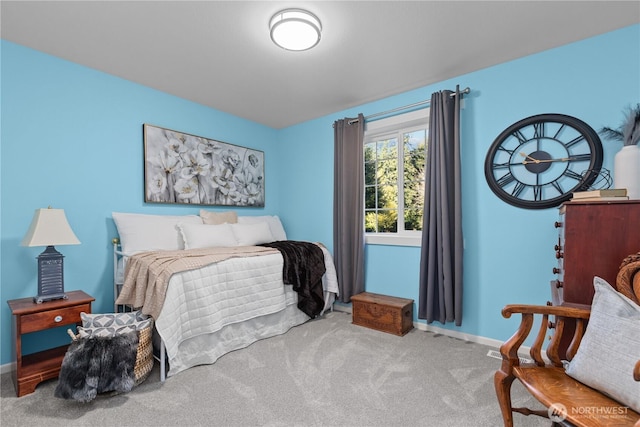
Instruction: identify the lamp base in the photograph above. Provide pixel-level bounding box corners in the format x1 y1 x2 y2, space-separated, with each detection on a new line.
35 245 66 304
33 292 68 304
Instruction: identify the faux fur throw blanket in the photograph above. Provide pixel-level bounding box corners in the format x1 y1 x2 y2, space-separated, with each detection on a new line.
116 246 278 319
260 241 326 318
54 332 139 403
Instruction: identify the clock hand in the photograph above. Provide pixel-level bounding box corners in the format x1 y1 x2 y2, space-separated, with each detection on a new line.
521 157 571 164
537 157 569 163
519 152 539 163
518 152 578 165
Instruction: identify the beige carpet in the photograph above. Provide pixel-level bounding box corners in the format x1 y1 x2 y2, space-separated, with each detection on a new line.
1 310 547 426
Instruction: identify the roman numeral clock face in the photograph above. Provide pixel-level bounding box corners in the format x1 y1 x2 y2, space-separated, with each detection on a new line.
484 114 603 209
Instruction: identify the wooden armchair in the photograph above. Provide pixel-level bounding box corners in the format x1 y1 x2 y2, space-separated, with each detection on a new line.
494 254 640 427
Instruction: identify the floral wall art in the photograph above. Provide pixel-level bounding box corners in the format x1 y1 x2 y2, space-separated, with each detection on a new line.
143 124 265 206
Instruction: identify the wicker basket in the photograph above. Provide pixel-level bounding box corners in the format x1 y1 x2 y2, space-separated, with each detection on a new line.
67 321 154 386
132 323 154 385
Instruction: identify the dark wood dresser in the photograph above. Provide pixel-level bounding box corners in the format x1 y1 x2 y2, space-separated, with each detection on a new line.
551 200 640 356
552 200 640 306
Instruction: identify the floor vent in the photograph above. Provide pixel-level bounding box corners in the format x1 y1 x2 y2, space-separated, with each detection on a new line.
487 350 533 364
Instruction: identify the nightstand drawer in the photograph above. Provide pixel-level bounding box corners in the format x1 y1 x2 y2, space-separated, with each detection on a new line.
20 304 90 334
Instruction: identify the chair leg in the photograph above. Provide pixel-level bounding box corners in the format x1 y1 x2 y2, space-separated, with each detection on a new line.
494 369 516 427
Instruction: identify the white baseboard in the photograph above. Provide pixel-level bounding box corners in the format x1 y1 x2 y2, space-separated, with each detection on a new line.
414 321 505 349
335 303 544 361
1 362 16 375
332 303 351 314
333 303 503 349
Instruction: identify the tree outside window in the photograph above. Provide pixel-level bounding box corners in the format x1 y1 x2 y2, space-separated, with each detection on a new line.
365 127 427 234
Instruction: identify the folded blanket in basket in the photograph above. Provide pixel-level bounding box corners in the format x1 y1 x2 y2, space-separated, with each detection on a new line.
54 331 139 403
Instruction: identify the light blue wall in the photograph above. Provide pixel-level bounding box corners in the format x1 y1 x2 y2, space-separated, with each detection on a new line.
2 24 639 366
277 24 640 341
0 41 278 364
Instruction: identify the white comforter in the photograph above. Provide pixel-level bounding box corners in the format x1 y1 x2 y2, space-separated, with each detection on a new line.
155 246 339 377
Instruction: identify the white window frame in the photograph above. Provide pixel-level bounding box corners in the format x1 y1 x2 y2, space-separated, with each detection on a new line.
364 108 429 247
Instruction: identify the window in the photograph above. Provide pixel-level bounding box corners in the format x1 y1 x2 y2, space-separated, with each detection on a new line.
364 109 428 246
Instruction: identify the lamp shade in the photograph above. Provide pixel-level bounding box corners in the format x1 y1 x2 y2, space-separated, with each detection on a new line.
21 208 81 247
269 9 321 51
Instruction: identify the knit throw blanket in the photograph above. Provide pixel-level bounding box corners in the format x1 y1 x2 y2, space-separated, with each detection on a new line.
116 246 279 319
259 241 326 318
55 332 139 403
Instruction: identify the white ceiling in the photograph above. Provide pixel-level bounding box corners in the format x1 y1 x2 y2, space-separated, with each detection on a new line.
2 1 639 129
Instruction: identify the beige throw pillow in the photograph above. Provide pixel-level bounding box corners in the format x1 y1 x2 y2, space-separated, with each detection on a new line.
200 209 238 225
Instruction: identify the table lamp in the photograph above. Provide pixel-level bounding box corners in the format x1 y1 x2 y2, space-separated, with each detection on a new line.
21 207 80 303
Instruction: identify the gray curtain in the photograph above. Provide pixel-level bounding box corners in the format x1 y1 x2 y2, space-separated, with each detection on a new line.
333 114 365 302
418 88 463 326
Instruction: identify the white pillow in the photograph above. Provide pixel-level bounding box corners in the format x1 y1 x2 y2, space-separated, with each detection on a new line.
237 215 287 241
177 222 238 249
565 276 640 412
112 212 202 255
231 222 275 246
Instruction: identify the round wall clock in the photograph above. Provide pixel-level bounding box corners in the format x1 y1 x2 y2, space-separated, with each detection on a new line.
484 113 603 209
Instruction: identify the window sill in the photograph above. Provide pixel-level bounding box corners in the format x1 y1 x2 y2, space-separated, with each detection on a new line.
365 234 421 247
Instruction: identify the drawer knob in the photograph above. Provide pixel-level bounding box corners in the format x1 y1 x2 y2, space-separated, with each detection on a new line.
54 315 63 323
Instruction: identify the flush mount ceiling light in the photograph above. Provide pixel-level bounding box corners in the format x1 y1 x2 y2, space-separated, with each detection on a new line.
269 9 321 51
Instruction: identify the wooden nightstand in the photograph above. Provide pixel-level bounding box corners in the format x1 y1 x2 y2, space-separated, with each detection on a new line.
7 290 94 397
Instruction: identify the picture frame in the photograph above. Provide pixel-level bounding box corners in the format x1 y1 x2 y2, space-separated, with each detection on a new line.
143 124 265 207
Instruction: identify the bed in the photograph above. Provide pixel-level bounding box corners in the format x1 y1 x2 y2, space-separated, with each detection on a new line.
111 211 339 381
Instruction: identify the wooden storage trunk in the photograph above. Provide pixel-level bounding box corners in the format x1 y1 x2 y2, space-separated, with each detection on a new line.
351 292 414 336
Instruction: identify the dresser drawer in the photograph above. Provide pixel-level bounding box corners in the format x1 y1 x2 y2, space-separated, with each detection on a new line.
19 304 90 334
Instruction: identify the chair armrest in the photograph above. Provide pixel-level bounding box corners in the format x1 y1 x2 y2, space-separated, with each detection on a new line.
499 304 591 370
502 304 590 320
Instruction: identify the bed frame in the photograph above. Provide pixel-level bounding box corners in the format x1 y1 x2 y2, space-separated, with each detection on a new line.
112 238 335 382
113 238 170 380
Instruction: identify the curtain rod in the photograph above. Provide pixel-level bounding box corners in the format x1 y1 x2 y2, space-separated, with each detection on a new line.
347 86 470 125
